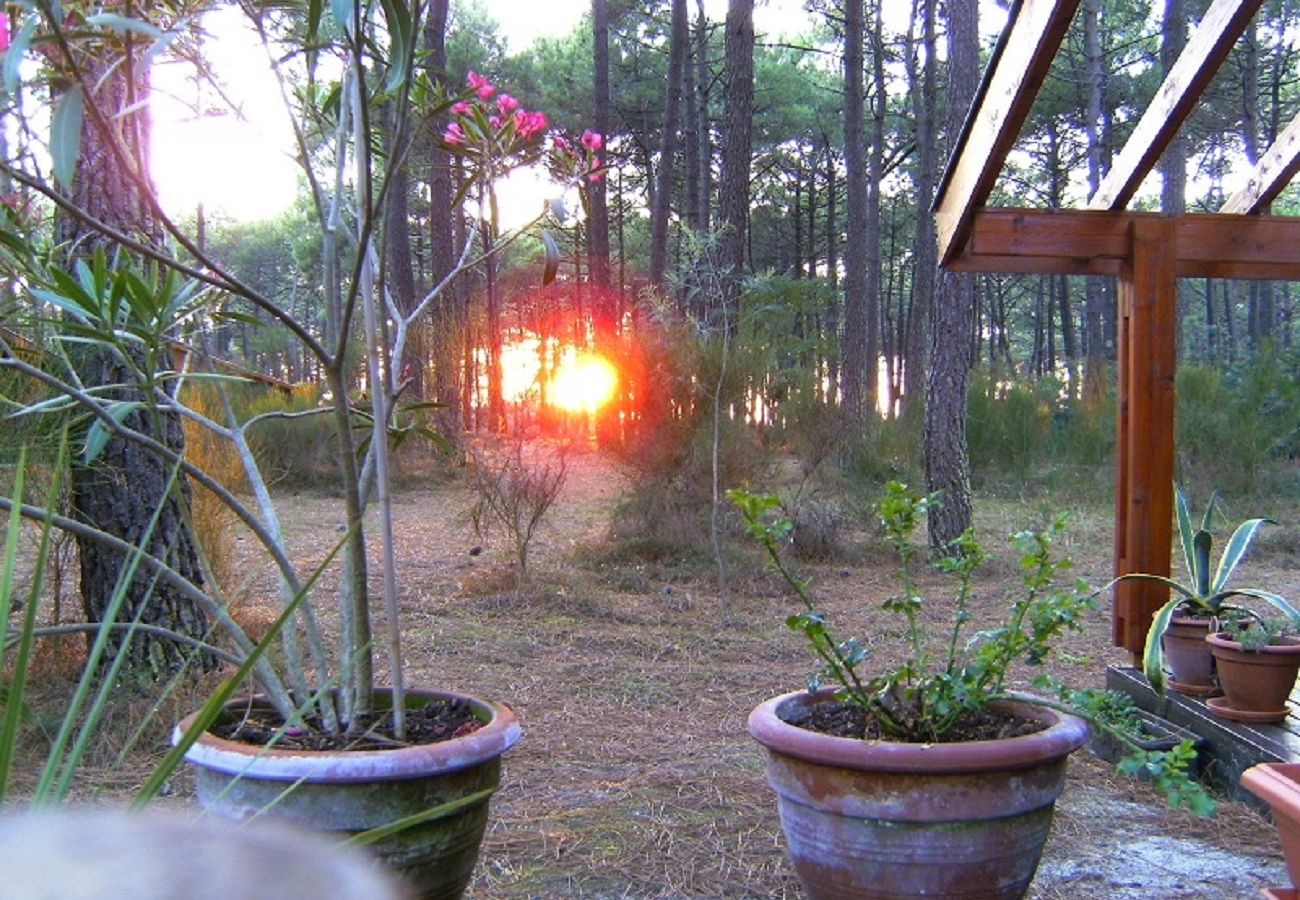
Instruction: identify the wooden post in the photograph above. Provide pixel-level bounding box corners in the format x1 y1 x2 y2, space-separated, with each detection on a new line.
1112 216 1178 663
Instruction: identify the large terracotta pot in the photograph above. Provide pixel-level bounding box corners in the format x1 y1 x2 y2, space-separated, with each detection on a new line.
748 689 1089 900
1163 615 1217 695
1242 763 1300 894
1206 633 1300 724
176 688 521 900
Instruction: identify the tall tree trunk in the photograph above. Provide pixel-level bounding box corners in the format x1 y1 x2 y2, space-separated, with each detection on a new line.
649 0 689 289
384 106 419 396
903 0 936 418
683 4 702 234
841 0 868 422
64 34 213 678
425 0 462 448
718 0 754 319
694 0 712 232
590 0 612 291
865 0 886 417
1241 21 1273 347
923 0 977 553
1082 0 1106 398
1159 0 1187 216
824 135 839 402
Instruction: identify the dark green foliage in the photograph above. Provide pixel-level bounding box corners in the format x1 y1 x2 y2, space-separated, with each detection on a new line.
730 483 1215 815
1176 352 1300 497
965 374 1115 499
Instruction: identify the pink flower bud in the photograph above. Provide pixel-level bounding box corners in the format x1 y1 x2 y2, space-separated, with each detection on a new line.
516 110 549 139
467 71 496 100
552 136 570 152
497 94 520 113
489 115 503 129
450 101 471 116
443 122 465 145
581 130 603 152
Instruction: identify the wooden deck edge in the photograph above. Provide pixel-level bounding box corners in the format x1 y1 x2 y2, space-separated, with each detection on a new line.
1105 664 1300 809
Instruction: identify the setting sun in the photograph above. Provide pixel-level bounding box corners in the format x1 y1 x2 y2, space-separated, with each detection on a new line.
549 352 618 415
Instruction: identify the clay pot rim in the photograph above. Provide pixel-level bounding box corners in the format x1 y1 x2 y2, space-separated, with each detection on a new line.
747 688 1089 775
1207 632 1300 655
175 687 522 783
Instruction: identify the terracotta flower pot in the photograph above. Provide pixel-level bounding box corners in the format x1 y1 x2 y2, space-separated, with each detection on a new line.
747 689 1089 900
1242 763 1300 892
1163 615 1217 695
176 688 521 900
1206 633 1300 724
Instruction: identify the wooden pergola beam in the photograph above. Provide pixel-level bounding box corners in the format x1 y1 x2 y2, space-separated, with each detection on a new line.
1088 0 1264 211
934 0 1080 265
947 207 1300 279
1221 110 1300 214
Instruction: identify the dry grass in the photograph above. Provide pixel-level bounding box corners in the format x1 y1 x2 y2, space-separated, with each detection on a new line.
179 384 246 604
7 447 1293 896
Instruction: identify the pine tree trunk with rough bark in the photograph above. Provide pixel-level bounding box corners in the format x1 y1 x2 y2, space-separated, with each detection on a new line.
923 0 977 554
63 44 214 678
840 0 868 422
718 0 754 320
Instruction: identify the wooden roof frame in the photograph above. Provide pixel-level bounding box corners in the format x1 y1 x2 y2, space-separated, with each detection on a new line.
934 0 1300 659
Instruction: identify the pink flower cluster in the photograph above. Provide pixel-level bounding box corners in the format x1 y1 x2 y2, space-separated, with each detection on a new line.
443 73 549 147
551 130 606 183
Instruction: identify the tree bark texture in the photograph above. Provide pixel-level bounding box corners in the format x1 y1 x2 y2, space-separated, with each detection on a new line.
649 0 688 291
840 0 868 422
903 0 937 418
718 0 754 318
589 0 613 292
63 38 214 678
425 0 463 447
923 0 977 554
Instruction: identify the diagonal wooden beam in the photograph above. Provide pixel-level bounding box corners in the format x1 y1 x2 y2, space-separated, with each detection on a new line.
1221 110 1300 214
934 0 1081 265
1088 0 1264 211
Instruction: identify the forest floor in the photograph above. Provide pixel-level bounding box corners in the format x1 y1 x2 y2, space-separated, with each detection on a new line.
12 443 1300 897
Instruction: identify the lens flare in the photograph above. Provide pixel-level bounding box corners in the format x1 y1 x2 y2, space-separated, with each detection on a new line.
549 352 618 414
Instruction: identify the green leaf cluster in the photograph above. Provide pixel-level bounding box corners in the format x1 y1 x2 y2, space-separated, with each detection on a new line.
729 482 1216 815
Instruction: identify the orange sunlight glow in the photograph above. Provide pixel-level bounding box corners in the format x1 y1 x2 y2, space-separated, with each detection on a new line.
549 352 619 415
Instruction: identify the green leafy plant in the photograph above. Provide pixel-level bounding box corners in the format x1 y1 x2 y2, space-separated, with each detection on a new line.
729 482 1215 815
1112 486 1300 693
1217 615 1296 652
0 2 600 748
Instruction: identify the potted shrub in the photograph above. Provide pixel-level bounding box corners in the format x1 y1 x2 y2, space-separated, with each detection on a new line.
732 484 1213 900
1114 486 1299 695
0 4 599 896
1205 616 1300 723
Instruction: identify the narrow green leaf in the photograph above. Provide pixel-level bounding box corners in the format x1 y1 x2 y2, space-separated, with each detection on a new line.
1174 485 1195 587
1212 518 1270 594
306 0 323 46
3 19 38 94
331 0 352 32
86 13 164 38
1192 530 1212 598
134 523 358 807
378 0 412 91
83 401 142 464
541 231 560 286
344 787 497 847
50 87 85 190
1142 599 1181 695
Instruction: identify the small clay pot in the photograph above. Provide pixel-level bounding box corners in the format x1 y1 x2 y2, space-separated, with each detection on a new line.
1206 632 1300 724
1163 615 1217 695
